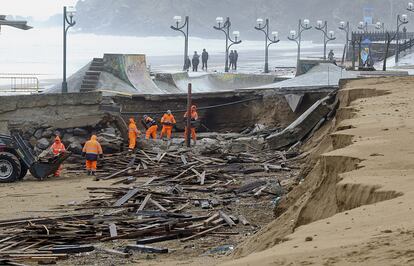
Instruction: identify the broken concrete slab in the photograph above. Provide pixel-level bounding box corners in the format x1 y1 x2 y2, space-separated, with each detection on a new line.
266 94 336 150
284 94 304 112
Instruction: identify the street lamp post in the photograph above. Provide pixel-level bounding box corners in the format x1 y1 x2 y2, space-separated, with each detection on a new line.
254 18 279 73
339 21 350 65
62 6 76 94
375 21 384 32
409 2 414 12
288 19 312 75
213 17 242 72
395 14 409 63
170 16 189 71
358 21 368 33
315 20 336 60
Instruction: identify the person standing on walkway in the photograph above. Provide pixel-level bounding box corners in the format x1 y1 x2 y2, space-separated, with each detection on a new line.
128 118 141 151
229 50 235 70
328 50 337 65
234 50 239 70
184 56 191 72
192 51 200 72
202 49 209 71
160 110 176 140
82 135 103 176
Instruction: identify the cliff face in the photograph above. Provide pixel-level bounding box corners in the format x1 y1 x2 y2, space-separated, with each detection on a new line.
75 0 410 39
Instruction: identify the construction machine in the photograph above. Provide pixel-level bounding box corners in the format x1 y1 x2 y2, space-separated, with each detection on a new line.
0 132 70 183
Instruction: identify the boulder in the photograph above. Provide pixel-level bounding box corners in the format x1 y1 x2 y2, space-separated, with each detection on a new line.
73 128 89 136
42 128 54 138
36 138 50 150
62 133 74 144
68 136 87 145
68 142 83 154
26 127 36 136
34 128 43 139
54 130 63 138
102 127 116 135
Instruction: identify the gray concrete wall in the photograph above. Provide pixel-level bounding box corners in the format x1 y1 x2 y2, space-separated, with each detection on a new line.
0 92 104 134
112 90 329 133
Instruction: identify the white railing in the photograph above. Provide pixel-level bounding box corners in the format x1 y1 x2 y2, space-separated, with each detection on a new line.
0 73 40 94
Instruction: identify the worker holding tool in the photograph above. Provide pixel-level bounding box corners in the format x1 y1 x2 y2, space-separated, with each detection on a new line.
184 105 199 144
50 136 66 177
160 110 176 140
82 135 103 176
142 115 158 140
128 118 141 151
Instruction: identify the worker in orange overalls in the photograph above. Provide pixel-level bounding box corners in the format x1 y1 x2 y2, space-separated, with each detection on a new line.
128 118 141 151
82 135 103 176
160 110 176 140
184 105 199 144
50 136 66 177
142 115 158 140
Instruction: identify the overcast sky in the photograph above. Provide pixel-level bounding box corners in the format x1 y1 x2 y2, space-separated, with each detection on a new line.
3 0 78 20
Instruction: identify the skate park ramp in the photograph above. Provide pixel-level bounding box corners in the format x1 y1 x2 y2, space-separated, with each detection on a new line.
253 63 358 91
154 72 285 93
45 54 287 95
101 54 165 93
45 54 167 95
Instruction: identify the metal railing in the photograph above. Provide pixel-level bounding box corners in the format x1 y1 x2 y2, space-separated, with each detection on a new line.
352 31 414 42
0 73 40 93
398 38 414 54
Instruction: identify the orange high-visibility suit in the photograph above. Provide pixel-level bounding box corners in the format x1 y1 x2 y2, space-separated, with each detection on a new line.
82 135 103 175
50 136 66 177
160 113 176 139
128 118 141 150
143 116 158 140
184 105 199 142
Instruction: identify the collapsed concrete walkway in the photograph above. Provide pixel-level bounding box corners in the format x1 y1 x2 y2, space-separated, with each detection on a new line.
223 76 414 265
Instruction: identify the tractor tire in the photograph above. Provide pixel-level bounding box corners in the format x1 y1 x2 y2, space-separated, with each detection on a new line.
18 164 28 180
0 152 21 183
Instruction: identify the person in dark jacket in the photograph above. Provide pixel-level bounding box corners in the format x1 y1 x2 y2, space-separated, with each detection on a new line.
201 49 209 71
192 51 200 72
229 50 235 70
184 56 191 71
233 50 239 70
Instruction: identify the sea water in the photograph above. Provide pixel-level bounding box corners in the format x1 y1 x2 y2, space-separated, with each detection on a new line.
0 26 343 86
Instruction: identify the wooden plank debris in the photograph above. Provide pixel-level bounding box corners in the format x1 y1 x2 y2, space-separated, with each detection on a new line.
125 244 168 254
113 188 140 207
219 211 236 227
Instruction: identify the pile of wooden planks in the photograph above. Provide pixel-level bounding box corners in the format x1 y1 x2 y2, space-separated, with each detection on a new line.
0 145 301 264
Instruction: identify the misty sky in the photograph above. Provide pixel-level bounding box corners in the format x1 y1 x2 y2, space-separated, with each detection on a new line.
3 0 78 20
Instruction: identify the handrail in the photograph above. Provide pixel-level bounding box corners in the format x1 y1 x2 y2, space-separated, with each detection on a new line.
351 31 414 42
0 75 40 93
398 38 414 54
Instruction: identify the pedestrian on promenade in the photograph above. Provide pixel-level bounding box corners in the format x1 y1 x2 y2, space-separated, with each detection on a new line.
202 49 209 71
184 56 191 72
229 50 235 70
328 50 337 65
192 51 200 72
234 50 239 70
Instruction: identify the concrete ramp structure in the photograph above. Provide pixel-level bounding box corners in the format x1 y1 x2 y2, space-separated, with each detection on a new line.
154 72 284 93
102 54 162 94
45 53 286 95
